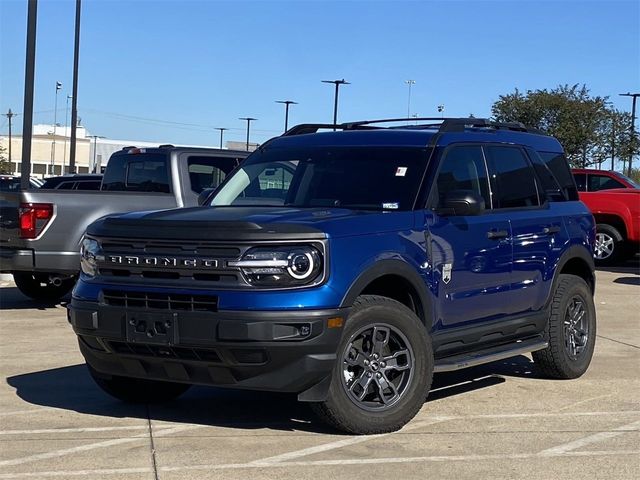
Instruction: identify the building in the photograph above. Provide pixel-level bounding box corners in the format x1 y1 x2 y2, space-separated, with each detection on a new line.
1 124 91 176
1 124 233 177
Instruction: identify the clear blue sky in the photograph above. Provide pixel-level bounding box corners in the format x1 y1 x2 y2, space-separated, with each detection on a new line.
1 0 638 146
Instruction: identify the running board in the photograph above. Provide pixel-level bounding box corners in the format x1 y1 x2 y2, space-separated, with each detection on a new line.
433 338 548 373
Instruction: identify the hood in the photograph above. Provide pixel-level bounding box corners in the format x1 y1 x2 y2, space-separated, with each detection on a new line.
86 206 415 241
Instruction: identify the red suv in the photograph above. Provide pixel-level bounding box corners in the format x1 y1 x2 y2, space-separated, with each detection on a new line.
572 168 640 264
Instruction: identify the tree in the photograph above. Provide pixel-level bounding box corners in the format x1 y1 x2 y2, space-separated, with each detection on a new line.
491 84 639 169
0 144 11 174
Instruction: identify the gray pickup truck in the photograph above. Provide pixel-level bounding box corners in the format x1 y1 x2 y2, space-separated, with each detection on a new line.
0 146 248 301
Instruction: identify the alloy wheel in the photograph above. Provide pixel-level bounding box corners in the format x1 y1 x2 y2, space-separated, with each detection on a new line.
594 232 615 260
341 323 415 411
563 296 589 360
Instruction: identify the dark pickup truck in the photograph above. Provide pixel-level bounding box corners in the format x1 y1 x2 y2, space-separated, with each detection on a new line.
0 146 248 301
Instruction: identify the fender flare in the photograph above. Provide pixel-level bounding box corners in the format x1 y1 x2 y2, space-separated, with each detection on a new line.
546 244 595 307
339 258 432 324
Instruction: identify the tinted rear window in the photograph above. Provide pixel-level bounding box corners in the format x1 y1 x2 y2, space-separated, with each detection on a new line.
538 152 579 200
485 146 540 209
101 153 170 193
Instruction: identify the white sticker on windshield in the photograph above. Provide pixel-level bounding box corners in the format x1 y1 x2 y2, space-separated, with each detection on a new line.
382 202 399 210
395 167 407 177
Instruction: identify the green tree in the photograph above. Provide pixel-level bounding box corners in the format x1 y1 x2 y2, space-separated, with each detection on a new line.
491 84 639 169
0 144 11 174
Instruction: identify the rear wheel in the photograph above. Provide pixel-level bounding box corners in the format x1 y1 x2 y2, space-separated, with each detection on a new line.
311 295 433 434
594 224 625 265
13 272 75 303
88 366 191 403
533 274 596 379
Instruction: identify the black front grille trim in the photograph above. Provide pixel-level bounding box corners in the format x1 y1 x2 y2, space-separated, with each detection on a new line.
102 289 218 312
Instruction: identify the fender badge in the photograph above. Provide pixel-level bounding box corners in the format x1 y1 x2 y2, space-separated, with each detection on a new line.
442 263 452 284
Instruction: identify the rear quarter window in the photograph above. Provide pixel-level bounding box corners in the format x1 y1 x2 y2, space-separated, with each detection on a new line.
538 152 579 200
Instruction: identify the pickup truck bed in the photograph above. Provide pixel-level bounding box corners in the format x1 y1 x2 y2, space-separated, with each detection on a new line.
0 146 248 301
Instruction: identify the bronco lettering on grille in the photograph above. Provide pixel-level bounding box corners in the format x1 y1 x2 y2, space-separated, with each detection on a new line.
105 255 219 269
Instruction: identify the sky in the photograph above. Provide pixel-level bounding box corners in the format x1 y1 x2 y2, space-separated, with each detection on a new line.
1 0 639 147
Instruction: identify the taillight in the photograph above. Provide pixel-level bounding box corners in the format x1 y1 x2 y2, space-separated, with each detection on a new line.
19 203 54 239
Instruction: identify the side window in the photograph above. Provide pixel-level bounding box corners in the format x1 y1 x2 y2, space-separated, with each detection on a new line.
537 152 579 200
75 180 101 190
433 145 491 209
485 146 540 209
188 161 226 194
588 174 625 192
573 173 587 192
56 181 75 190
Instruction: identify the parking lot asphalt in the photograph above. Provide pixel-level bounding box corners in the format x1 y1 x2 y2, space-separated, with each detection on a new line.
1 261 639 480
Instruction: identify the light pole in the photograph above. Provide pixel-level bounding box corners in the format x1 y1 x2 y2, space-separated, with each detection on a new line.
3 109 16 167
322 79 350 129
405 80 415 119
215 127 228 149
87 135 104 173
69 0 82 174
437 104 445 119
63 95 72 173
20 0 38 189
239 117 256 151
276 100 297 132
619 92 639 176
50 81 62 174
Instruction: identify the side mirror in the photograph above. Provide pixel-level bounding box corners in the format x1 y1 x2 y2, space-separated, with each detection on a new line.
438 190 485 216
197 188 215 206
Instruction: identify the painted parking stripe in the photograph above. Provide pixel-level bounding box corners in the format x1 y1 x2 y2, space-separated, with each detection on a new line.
539 419 640 455
0 426 165 435
251 416 454 465
1 449 637 478
0 424 202 468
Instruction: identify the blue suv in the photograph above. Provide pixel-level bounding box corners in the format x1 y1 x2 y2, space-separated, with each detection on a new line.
69 118 597 434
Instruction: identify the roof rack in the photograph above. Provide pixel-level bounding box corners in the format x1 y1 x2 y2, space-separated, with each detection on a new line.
282 117 542 136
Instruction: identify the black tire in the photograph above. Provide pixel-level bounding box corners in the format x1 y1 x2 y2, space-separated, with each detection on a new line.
88 366 191 403
594 223 625 266
532 274 596 379
13 272 75 303
311 295 433 434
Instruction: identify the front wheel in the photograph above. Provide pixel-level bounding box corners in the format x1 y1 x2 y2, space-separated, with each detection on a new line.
311 295 433 434
88 366 191 403
13 272 75 303
532 274 596 379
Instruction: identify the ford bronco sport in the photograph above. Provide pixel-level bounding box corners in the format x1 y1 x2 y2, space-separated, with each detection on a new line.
69 118 597 434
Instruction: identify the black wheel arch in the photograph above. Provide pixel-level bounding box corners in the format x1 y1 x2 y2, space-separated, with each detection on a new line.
339 259 432 327
546 245 595 307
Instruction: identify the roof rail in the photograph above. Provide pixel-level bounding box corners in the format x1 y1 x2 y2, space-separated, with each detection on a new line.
282 117 541 137
121 146 137 150
158 144 175 148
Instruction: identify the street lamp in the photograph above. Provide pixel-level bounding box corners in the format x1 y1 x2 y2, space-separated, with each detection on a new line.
322 79 350 129
405 80 415 120
51 81 62 174
215 127 228 149
239 117 257 151
437 104 445 119
63 95 72 173
87 135 105 173
276 100 298 132
619 92 640 176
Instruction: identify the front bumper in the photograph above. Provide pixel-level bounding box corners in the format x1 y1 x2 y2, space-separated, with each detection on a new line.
68 299 347 395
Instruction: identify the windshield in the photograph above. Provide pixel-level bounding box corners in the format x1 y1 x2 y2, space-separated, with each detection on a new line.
210 146 429 211
613 171 640 189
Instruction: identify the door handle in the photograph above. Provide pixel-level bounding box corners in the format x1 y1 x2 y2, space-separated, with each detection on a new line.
543 226 561 235
487 229 509 240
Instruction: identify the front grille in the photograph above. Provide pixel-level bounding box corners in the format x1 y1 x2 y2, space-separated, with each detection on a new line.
108 341 222 362
96 238 248 287
102 289 218 312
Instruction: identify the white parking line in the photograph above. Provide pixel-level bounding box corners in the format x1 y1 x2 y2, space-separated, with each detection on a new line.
0 425 167 435
538 419 640 455
0 408 55 418
0 424 203 468
251 416 454 465
1 449 637 478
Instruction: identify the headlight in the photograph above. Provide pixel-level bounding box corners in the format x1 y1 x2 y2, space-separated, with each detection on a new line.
229 245 323 287
80 237 103 277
